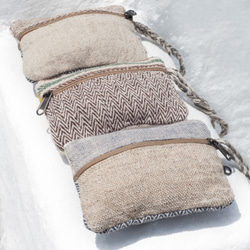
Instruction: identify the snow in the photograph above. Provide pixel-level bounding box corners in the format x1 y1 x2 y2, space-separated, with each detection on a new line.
0 1 250 250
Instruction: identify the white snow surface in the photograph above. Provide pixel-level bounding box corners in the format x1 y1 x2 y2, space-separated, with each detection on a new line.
0 1 250 250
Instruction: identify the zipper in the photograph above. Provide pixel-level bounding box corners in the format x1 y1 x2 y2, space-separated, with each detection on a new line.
36 65 167 115
207 138 232 160
18 10 135 41
73 138 233 181
36 91 53 116
124 10 137 20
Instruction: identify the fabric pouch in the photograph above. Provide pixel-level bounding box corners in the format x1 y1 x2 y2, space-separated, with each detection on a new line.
10 5 147 81
64 120 234 234
35 57 188 152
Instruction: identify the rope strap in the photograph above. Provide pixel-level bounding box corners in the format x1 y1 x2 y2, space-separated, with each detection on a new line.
217 139 250 180
134 21 250 180
134 21 186 76
167 68 228 137
134 21 228 137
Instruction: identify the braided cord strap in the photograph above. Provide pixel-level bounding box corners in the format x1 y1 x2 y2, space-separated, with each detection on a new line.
134 20 250 179
168 68 228 137
217 139 250 180
134 21 228 137
134 21 186 76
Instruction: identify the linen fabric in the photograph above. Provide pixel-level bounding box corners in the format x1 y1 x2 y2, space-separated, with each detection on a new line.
65 120 234 233
10 5 147 81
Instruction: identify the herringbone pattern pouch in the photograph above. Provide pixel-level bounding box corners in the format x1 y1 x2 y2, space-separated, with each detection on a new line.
35 57 188 152
64 120 234 233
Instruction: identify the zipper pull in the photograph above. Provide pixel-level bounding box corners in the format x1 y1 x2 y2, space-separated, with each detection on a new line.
223 165 232 176
208 138 232 161
124 10 137 20
36 91 53 116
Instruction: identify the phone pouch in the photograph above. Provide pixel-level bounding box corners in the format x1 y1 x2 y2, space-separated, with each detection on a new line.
10 5 147 81
64 120 234 234
35 57 188 152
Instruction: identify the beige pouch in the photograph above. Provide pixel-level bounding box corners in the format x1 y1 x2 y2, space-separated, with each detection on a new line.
10 6 147 81
65 120 234 234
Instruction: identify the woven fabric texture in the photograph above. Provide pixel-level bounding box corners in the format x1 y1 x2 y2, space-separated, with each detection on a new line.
65 120 210 174
44 58 188 152
10 5 125 38
77 143 234 233
99 204 232 234
11 5 147 81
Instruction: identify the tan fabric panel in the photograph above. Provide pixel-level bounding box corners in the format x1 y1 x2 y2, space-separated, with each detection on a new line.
77 143 234 233
11 6 147 80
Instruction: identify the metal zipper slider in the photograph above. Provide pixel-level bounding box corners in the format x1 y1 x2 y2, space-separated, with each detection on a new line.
223 165 232 176
36 91 53 116
207 138 232 161
124 10 137 20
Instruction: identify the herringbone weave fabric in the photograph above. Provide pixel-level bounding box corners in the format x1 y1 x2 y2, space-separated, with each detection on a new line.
42 58 188 152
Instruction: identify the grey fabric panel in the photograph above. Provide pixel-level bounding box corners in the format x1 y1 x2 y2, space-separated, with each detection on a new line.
65 120 211 173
